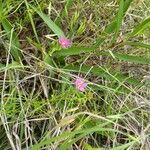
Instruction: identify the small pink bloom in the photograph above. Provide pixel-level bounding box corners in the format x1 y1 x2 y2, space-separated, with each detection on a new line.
58 36 72 48
74 78 87 92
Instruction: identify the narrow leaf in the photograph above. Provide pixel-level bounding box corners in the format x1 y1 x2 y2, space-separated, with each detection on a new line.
30 5 64 38
64 65 140 87
112 0 124 43
1 18 22 62
126 41 150 50
24 0 40 43
30 126 134 150
56 0 74 25
127 18 150 38
53 46 96 56
113 53 150 64
95 0 133 47
0 62 25 72
111 141 135 150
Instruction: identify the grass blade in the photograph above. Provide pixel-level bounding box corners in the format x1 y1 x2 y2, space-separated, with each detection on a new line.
113 53 150 64
30 5 64 38
95 0 133 47
59 126 136 150
111 141 135 150
0 62 25 72
126 41 150 50
112 0 124 43
30 125 136 150
1 18 22 62
24 0 40 43
64 65 141 87
127 18 150 38
53 46 96 56
55 0 74 25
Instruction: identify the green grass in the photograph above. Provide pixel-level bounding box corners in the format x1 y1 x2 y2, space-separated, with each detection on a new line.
0 0 150 150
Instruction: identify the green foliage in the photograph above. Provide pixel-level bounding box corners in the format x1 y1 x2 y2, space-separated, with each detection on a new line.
112 0 124 43
1 18 22 61
30 5 64 38
64 65 140 87
0 0 150 150
30 124 137 150
113 53 150 64
24 0 40 43
126 41 150 50
95 0 133 47
0 0 22 62
54 46 96 56
127 18 150 38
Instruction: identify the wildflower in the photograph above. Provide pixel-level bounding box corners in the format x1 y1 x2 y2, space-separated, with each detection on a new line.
74 78 87 92
58 36 72 48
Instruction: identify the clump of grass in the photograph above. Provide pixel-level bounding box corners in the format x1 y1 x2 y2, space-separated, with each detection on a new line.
0 0 150 150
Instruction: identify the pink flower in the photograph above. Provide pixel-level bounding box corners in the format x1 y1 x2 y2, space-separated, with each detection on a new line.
74 78 87 92
58 36 72 48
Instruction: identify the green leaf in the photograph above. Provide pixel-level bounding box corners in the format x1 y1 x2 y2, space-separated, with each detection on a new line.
111 141 135 150
53 46 96 56
0 62 25 72
106 0 133 34
127 18 150 38
30 125 136 150
113 53 150 64
1 18 22 62
112 0 124 43
56 0 74 25
0 0 3 19
126 41 150 49
64 65 141 87
44 53 55 67
84 143 93 150
24 0 40 43
0 63 4 68
30 5 64 38
59 126 136 150
95 0 133 47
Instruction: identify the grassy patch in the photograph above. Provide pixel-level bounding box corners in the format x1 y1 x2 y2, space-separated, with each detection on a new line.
0 0 150 149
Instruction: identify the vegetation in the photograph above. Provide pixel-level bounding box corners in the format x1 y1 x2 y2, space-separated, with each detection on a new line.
0 0 150 149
